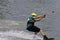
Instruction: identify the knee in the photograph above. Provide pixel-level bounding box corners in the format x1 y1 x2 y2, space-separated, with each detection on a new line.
40 29 43 32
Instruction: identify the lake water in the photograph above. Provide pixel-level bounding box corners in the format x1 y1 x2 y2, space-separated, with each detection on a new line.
0 0 60 40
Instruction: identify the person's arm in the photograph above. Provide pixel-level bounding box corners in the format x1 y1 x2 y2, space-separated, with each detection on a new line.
34 14 46 21
36 14 46 18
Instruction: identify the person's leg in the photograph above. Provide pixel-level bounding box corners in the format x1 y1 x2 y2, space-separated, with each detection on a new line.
39 29 48 40
34 32 37 35
39 29 45 36
33 32 37 38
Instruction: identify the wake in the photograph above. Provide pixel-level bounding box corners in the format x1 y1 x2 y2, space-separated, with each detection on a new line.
0 30 43 40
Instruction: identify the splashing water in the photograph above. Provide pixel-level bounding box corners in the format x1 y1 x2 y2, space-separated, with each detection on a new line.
0 30 43 40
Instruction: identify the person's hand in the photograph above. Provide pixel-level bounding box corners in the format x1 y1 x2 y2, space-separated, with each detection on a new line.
43 14 46 18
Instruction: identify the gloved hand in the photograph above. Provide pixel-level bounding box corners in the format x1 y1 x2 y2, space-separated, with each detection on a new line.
43 14 46 18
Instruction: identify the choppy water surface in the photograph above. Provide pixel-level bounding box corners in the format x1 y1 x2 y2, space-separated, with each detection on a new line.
0 0 60 40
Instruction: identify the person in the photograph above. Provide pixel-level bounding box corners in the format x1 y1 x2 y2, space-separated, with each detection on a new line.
26 12 48 40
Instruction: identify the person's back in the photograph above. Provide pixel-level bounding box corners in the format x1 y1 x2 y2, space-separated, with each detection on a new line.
27 16 35 27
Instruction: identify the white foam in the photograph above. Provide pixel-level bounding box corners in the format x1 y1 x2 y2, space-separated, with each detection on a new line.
0 37 8 40
0 30 43 40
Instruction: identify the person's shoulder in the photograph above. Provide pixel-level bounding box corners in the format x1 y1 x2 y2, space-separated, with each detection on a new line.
29 16 33 18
